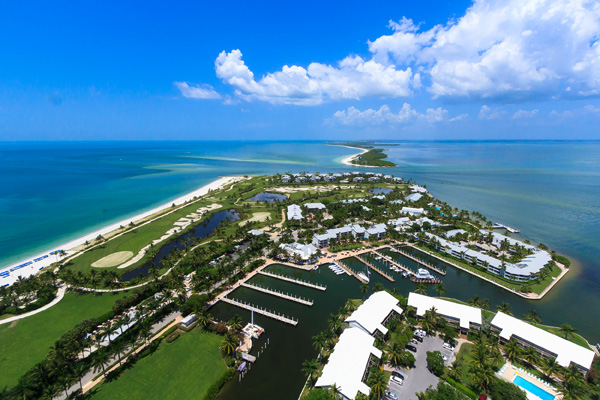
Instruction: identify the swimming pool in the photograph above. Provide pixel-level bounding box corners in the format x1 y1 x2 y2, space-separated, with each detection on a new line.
513 375 555 400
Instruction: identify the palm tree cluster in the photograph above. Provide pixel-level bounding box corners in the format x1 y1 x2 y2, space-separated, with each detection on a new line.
467 336 504 392
0 271 59 316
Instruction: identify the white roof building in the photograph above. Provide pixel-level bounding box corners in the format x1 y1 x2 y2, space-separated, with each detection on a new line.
401 207 425 216
491 312 594 373
405 193 423 202
305 202 326 210
345 291 403 336
279 242 317 260
315 327 382 399
408 292 482 331
444 229 467 238
248 229 266 236
410 185 428 193
287 204 303 220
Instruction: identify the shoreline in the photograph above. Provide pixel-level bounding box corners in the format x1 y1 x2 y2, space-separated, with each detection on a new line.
1 176 244 278
327 144 371 167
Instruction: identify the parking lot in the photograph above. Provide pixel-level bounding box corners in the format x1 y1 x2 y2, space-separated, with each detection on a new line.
386 334 456 400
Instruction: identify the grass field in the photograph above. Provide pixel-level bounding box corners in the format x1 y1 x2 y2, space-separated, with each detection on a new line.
90 330 227 400
0 291 128 389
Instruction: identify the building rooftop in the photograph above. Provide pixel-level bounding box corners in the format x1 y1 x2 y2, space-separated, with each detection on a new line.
287 204 303 220
491 312 594 371
345 291 403 336
315 327 382 399
305 202 326 210
408 292 482 329
405 193 423 202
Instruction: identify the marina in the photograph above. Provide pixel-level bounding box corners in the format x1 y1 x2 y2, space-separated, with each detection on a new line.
257 270 327 291
240 282 314 306
219 297 299 326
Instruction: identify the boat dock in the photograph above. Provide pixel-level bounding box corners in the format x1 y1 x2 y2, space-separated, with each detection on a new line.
241 283 314 306
370 250 416 277
220 297 298 326
356 255 395 282
492 223 520 233
336 261 368 284
241 352 256 363
391 248 446 275
258 270 327 291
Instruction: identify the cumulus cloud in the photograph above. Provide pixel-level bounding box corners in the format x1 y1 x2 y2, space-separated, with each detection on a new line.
329 103 450 126
213 49 413 105
450 113 468 121
512 109 539 119
174 82 221 99
479 105 505 120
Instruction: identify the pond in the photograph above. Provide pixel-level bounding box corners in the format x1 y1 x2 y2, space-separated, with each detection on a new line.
370 188 393 195
247 192 287 203
120 209 240 282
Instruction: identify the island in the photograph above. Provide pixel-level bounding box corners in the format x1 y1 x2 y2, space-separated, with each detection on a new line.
0 173 597 400
327 142 397 167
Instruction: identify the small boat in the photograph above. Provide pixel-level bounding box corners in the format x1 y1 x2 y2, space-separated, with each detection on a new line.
358 272 369 282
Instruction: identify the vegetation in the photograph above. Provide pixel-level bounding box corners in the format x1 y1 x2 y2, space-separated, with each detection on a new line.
352 148 396 167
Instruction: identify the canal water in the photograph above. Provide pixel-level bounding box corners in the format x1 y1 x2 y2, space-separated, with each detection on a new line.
211 252 597 400
120 209 240 281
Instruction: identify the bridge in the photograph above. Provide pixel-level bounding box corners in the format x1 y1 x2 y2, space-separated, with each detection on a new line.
241 283 313 306
258 270 327 291
220 297 298 326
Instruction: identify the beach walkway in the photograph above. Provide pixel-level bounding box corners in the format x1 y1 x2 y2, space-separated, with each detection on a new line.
220 297 298 326
240 282 313 306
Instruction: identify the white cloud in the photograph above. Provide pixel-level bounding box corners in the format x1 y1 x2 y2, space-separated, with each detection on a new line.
512 109 539 119
450 113 468 121
213 49 413 105
368 0 600 100
174 82 221 99
479 105 504 120
329 103 450 126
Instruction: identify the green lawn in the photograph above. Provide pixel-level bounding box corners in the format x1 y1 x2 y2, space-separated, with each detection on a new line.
0 292 128 389
90 330 227 400
538 325 591 349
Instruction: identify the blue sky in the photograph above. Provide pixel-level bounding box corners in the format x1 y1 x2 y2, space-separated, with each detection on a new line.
1 0 599 140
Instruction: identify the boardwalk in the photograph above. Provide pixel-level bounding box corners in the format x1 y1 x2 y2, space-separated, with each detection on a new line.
220 297 298 326
241 282 314 306
335 261 368 284
258 270 327 291
391 247 446 275
356 255 395 282
370 250 416 276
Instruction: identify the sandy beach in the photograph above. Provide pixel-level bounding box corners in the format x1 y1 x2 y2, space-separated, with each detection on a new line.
1 176 245 279
336 145 368 166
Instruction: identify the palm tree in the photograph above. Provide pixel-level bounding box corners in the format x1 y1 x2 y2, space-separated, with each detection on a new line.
220 332 238 356
523 347 540 366
373 282 384 292
15 376 34 400
302 359 320 387
542 357 559 380
496 302 513 316
345 299 357 313
479 298 491 310
102 322 119 345
471 363 495 392
525 309 542 325
415 282 427 295
73 362 88 391
386 341 404 369
360 284 369 299
228 314 243 332
113 340 128 365
312 333 326 358
468 295 481 307
329 383 342 399
197 311 212 330
503 338 522 362
434 282 446 297
367 368 388 399
559 323 577 340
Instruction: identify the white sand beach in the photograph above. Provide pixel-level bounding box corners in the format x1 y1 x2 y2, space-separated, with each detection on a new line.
1 176 244 284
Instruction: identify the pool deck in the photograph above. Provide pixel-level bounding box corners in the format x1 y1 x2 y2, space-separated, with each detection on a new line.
498 362 562 400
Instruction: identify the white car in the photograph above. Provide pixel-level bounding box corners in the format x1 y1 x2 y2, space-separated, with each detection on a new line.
390 375 403 385
442 342 456 351
442 354 449 361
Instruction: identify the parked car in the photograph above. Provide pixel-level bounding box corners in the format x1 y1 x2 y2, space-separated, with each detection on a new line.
390 375 404 385
406 344 417 352
442 342 455 351
442 354 449 361
392 371 404 379
410 339 419 345
385 391 399 400
413 335 423 343
415 329 426 338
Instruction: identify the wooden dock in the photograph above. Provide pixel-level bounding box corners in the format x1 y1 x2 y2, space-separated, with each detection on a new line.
258 270 327 291
356 255 395 282
370 250 416 277
220 297 298 326
241 283 313 306
391 248 446 275
336 261 368 284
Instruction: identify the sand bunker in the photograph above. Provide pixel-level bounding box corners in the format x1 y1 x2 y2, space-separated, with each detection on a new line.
239 212 271 226
92 251 134 268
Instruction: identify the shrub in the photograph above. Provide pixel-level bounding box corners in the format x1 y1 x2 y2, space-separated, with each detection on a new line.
203 368 236 400
165 331 180 343
445 377 477 399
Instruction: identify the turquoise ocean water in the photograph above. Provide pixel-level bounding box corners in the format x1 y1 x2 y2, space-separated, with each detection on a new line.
1 140 599 342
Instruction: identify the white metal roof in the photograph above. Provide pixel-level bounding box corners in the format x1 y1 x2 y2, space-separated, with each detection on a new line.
491 312 594 370
287 204 303 220
315 327 382 399
305 202 326 210
405 193 423 202
407 292 482 329
345 291 403 336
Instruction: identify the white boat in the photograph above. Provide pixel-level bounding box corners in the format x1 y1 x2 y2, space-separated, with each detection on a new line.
415 268 434 280
358 272 369 282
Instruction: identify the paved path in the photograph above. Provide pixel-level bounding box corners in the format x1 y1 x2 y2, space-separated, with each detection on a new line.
0 285 66 326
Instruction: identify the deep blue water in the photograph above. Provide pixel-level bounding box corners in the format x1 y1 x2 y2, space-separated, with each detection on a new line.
1 140 599 342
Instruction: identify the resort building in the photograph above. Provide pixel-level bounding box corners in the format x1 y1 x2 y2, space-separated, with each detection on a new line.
340 198 367 204
491 312 595 375
365 224 387 240
368 177 380 182
312 223 386 248
405 193 423 202
287 204 303 221
247 229 266 236
407 292 482 334
388 217 411 228
280 175 291 183
390 199 404 205
353 177 365 182
410 185 428 193
304 203 326 212
295 176 307 183
181 314 197 328
315 327 382 400
345 291 403 337
444 229 467 238
423 232 551 282
279 242 318 260
401 207 425 216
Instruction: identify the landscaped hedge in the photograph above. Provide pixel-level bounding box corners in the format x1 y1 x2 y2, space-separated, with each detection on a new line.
445 377 477 399
552 254 571 267
165 331 180 343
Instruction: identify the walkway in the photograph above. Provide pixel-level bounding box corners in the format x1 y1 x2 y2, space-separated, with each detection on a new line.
369 251 415 276
335 260 368 284
220 297 298 326
0 285 66 326
356 255 395 282
258 270 327 290
389 247 446 275
241 283 313 306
